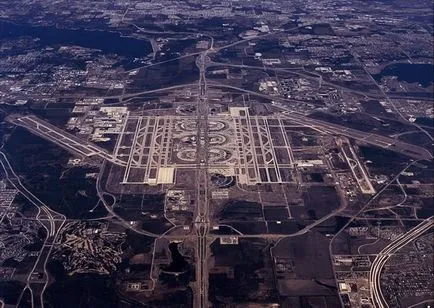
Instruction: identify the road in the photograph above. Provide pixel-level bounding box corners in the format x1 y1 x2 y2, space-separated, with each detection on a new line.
207 82 432 161
4 25 432 308
207 60 434 104
193 42 212 308
95 161 163 238
207 61 384 99
369 218 433 308
345 44 434 143
0 151 66 308
329 159 427 308
279 110 433 161
208 80 432 160
6 115 127 166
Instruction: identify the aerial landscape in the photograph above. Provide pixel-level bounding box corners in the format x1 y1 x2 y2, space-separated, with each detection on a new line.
0 0 432 307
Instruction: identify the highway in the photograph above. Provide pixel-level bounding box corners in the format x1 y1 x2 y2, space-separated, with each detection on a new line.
3 25 432 308
369 218 433 308
346 44 434 143
207 61 386 100
193 43 212 308
207 82 432 161
328 159 428 308
207 60 434 105
0 151 66 308
9 84 431 181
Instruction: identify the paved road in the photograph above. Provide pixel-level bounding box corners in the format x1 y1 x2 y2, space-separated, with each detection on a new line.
6 115 128 166
0 151 66 308
207 82 432 160
369 218 433 308
193 46 211 308
329 159 429 308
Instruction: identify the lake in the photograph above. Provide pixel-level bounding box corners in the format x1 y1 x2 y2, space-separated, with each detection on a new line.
373 63 434 87
0 21 151 58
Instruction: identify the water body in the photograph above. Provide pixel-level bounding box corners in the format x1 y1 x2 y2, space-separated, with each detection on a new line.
0 21 151 57
373 63 434 87
415 117 434 127
164 242 189 273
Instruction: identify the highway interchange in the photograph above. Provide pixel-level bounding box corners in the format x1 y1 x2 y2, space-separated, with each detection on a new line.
0 151 66 308
1 27 432 308
369 218 433 308
194 47 212 308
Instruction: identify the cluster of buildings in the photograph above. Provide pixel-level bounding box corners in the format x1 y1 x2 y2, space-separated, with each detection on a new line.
67 99 128 143
380 234 433 307
51 221 126 275
0 181 42 281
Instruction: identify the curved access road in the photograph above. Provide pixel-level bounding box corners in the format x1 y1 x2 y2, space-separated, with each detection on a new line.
370 217 433 308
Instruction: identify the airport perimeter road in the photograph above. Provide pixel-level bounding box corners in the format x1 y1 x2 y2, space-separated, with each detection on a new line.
95 161 162 238
369 218 433 308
